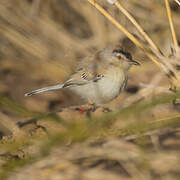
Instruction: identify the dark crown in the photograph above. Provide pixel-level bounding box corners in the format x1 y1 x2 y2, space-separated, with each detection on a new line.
113 49 132 60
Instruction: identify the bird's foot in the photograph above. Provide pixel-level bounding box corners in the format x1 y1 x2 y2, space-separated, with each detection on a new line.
74 103 97 114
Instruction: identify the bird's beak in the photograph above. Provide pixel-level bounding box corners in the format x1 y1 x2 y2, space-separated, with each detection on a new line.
130 59 140 66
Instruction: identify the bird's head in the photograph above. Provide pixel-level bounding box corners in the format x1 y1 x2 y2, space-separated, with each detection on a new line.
110 48 140 70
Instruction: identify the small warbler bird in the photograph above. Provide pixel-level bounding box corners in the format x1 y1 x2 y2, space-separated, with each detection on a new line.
25 46 140 104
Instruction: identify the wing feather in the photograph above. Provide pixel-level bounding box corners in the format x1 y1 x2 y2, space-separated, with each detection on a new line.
63 52 107 88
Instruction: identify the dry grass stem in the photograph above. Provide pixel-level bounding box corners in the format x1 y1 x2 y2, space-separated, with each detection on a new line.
150 114 180 124
114 1 162 55
87 0 162 67
165 0 178 50
87 0 180 87
174 0 180 6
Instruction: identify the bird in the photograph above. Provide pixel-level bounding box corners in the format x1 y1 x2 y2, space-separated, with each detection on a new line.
25 46 140 105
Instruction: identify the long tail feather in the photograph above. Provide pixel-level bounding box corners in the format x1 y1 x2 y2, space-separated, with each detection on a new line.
25 84 64 96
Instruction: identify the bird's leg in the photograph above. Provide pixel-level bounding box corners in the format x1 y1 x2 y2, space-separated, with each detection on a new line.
87 99 112 113
74 99 97 115
75 99 112 115
87 98 97 112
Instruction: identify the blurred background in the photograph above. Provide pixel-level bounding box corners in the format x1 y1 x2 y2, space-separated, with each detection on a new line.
0 0 180 179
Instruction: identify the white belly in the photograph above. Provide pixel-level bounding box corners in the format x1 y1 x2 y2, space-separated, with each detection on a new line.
70 68 127 104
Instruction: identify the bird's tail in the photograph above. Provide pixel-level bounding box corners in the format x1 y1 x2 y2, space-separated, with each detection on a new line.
25 84 64 96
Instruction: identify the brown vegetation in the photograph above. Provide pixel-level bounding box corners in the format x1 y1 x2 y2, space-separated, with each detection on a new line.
0 0 180 179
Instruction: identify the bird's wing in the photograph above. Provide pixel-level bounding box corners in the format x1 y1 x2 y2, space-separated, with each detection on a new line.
63 53 107 88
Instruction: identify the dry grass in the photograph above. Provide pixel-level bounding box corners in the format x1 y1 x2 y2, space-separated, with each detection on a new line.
0 0 180 179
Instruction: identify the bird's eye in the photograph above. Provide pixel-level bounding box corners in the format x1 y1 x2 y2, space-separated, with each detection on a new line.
114 52 122 60
118 55 122 60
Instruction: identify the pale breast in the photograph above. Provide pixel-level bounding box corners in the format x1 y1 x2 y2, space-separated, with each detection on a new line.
70 67 127 104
